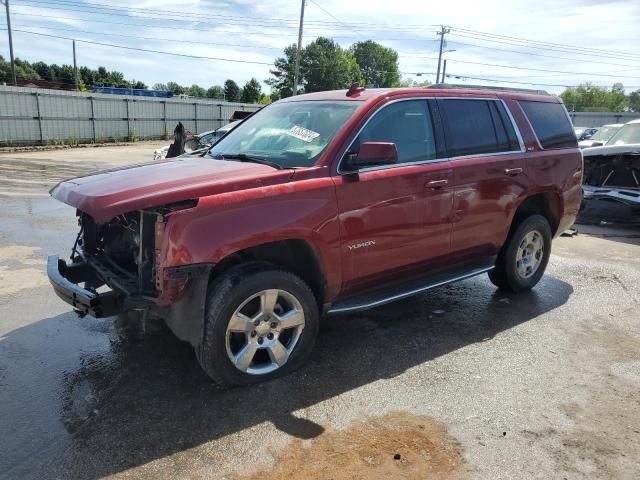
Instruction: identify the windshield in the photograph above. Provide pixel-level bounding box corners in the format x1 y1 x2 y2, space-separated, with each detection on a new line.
607 123 640 145
590 125 621 142
208 100 362 168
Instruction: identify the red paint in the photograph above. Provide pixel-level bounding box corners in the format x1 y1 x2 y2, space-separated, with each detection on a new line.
51 88 583 308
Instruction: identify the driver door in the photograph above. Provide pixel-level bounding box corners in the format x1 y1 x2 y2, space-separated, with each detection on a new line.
332 99 453 296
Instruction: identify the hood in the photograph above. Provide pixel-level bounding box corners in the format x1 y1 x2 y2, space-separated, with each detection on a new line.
51 157 294 223
582 143 640 157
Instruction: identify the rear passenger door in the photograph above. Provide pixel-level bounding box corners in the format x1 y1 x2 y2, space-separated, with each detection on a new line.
438 98 528 264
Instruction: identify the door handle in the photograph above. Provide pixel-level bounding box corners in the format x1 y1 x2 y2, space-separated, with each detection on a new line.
504 167 523 176
425 179 448 188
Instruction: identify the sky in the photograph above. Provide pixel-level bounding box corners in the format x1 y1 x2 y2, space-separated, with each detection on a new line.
1 0 640 95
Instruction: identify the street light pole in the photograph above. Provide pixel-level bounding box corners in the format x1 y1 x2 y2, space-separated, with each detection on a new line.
442 59 447 84
292 0 305 96
72 40 79 91
436 25 450 84
2 0 17 85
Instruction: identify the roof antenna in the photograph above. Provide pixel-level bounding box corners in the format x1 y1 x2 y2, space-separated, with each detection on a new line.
346 82 365 97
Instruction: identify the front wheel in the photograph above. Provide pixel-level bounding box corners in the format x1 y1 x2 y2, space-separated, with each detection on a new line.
489 214 552 292
196 263 319 387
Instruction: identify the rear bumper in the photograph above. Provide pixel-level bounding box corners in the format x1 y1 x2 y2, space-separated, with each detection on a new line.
47 255 130 317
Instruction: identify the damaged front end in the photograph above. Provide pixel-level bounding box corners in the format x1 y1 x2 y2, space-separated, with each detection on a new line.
580 146 640 224
48 209 162 317
47 201 208 323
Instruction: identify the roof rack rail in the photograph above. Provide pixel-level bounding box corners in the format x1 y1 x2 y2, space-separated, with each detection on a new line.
427 83 551 96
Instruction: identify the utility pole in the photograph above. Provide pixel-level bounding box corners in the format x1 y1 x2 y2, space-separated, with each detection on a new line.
436 25 450 84
72 40 79 91
292 0 305 96
442 59 447 84
2 0 17 85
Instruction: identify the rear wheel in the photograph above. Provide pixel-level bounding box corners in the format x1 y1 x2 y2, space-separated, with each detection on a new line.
196 263 319 387
489 214 552 292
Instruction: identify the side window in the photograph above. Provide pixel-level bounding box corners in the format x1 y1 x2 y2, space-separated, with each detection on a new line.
489 101 520 151
440 99 513 157
352 100 436 163
519 100 577 149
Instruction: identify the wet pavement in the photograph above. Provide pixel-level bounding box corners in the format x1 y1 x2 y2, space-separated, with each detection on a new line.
1 146 639 479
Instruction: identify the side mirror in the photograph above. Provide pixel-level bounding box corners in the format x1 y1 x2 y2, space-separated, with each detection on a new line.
345 142 398 170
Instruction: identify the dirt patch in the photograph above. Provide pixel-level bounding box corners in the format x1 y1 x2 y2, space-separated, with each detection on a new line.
234 412 463 480
0 245 48 296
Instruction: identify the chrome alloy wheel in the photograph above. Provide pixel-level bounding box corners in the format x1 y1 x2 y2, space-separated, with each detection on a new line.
516 230 545 279
225 289 305 375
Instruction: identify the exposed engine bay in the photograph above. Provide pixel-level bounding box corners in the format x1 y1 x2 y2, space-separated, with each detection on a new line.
580 148 640 224
583 152 640 189
74 210 159 297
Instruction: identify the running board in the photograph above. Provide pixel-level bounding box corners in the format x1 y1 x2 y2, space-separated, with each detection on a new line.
327 262 495 315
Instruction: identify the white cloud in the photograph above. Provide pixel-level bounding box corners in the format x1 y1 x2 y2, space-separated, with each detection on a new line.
3 0 640 94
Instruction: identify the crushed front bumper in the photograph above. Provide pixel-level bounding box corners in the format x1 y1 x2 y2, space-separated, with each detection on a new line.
578 186 640 224
47 255 130 317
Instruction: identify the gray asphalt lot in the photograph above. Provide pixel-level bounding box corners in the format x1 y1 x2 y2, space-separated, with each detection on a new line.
0 145 639 479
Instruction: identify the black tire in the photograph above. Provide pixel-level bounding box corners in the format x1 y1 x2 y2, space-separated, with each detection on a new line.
196 262 319 387
488 214 552 292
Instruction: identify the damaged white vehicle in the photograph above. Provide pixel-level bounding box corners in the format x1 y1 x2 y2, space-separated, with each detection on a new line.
581 119 640 224
153 120 241 160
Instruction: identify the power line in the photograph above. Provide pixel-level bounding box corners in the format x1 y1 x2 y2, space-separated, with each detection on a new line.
7 23 288 50
449 26 640 61
445 72 640 89
449 31 640 63
12 11 440 41
446 58 640 80
307 0 366 39
15 0 438 35
17 0 444 32
442 40 640 70
2 27 413 76
1 28 275 65
15 0 640 62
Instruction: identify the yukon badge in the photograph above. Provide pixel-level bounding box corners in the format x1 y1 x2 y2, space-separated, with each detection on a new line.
348 240 376 251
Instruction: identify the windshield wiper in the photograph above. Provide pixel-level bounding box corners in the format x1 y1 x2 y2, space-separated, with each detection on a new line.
212 153 283 170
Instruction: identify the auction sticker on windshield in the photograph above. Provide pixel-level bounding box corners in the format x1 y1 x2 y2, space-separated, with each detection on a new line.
287 126 320 143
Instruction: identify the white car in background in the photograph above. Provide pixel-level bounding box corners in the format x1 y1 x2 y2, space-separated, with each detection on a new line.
579 123 624 148
153 120 242 160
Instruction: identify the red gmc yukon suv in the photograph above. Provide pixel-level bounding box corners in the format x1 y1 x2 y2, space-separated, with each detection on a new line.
48 85 583 386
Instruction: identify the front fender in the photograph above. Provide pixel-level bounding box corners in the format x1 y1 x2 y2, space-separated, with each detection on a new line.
158 177 342 300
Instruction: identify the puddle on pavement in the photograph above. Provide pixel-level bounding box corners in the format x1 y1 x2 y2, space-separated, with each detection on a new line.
0 158 102 195
235 412 463 480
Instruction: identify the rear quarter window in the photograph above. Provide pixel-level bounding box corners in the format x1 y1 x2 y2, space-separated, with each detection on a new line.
519 100 577 149
440 99 515 157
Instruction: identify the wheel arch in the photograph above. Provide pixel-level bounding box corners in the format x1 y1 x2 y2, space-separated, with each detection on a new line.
512 192 562 237
210 239 327 309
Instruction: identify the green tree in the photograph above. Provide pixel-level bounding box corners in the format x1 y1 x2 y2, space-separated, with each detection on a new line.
166 82 185 95
630 90 640 112
302 37 362 93
241 78 262 103
560 83 629 112
350 40 400 88
32 61 53 81
153 83 168 91
186 84 206 97
130 80 147 89
399 77 431 88
224 79 240 102
266 44 301 98
13 58 41 81
206 85 225 99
